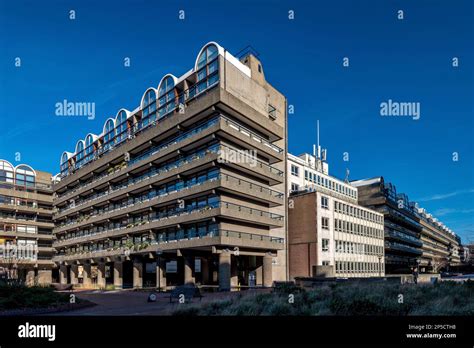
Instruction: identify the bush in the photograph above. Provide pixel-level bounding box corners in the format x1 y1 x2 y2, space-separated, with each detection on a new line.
0 283 71 311
171 281 474 316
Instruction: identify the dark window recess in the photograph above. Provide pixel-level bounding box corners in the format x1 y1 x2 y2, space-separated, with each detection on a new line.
268 104 276 120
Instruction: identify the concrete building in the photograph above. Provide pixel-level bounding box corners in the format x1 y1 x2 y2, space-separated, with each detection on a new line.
416 206 462 273
52 42 287 290
288 153 385 279
352 178 423 274
0 160 54 285
352 178 462 274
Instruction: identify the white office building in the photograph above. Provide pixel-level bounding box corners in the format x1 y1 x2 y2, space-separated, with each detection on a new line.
287 151 385 278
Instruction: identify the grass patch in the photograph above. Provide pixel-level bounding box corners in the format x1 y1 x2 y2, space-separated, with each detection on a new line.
172 280 474 316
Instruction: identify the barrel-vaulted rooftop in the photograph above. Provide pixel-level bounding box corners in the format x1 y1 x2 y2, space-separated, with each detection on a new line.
58 41 251 179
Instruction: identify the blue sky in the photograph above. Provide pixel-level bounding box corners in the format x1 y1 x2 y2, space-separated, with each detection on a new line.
0 0 472 242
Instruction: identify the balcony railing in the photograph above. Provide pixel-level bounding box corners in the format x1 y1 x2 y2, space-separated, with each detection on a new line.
385 241 422 255
56 228 284 259
56 170 283 217
221 116 283 154
55 200 283 245
56 139 282 204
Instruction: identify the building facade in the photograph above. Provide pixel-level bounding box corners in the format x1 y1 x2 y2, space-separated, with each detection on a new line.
52 42 288 290
352 177 461 274
0 160 54 285
416 207 461 273
352 178 423 274
288 153 385 279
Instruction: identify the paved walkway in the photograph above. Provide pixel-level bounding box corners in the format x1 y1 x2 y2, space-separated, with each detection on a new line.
50 288 269 316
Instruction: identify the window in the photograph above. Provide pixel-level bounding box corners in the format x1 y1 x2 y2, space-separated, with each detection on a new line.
158 76 176 119
195 44 219 94
0 160 14 186
305 170 309 180
115 110 128 144
14 165 35 188
291 183 299 192
321 196 329 209
75 140 85 168
321 217 329 230
322 261 330 266
322 239 329 252
103 119 115 151
268 104 277 120
290 164 299 177
142 89 157 125
85 134 95 163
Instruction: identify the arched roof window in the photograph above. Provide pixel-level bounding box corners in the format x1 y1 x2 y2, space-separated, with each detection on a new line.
15 164 36 187
196 44 218 70
195 44 219 94
103 118 115 150
115 110 129 144
60 152 70 175
85 134 96 162
158 75 177 119
75 140 85 166
0 160 14 185
142 89 157 127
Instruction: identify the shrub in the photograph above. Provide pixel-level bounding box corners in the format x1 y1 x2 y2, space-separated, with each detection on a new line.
171 281 474 316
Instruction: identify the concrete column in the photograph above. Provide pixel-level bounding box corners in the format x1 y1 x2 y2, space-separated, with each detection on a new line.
97 263 106 288
82 264 92 287
113 261 123 289
70 265 78 285
26 269 36 286
231 256 239 288
263 254 273 288
219 251 231 291
133 261 143 288
156 258 166 291
184 255 195 285
201 258 209 285
59 265 67 285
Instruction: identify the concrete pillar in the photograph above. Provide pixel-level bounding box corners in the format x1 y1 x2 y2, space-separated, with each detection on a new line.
263 254 273 287
59 265 67 285
231 256 239 288
26 269 36 286
113 261 123 289
70 265 78 285
97 263 106 288
133 261 143 288
156 258 166 291
219 251 231 291
82 264 92 287
184 255 195 285
37 270 52 285
201 258 209 285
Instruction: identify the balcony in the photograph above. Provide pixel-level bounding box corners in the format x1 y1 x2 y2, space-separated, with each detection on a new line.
54 199 283 248
385 241 422 256
53 228 284 263
385 227 422 248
